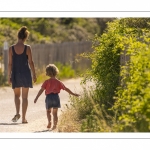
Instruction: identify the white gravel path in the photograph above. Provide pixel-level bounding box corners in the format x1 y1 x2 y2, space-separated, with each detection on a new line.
0 78 84 133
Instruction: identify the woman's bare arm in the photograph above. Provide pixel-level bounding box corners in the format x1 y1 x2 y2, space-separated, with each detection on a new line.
27 45 37 83
8 47 12 84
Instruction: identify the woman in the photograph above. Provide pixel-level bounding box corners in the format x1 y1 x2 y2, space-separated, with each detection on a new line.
8 26 37 123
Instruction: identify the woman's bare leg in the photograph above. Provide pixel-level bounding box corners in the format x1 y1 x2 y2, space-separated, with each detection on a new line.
22 87 29 122
52 108 58 129
13 88 21 115
47 108 52 128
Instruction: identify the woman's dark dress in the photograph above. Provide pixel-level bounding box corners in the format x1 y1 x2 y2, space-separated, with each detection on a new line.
11 45 32 89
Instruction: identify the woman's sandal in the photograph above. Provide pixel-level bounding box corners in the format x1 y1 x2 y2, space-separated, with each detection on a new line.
47 122 51 128
12 114 21 122
22 120 28 124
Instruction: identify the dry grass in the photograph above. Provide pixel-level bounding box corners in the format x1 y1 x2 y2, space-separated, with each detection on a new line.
57 103 113 132
57 106 81 132
57 83 115 132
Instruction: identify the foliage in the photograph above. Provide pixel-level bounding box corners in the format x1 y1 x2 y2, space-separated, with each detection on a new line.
35 71 49 84
58 105 81 132
0 68 6 86
112 29 150 132
96 18 150 132
0 18 115 85
64 18 150 132
35 62 76 84
55 62 75 79
59 84 113 132
69 19 123 132
0 18 115 47
82 19 122 111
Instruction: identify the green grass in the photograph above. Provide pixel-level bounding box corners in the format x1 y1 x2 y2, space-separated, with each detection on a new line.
0 68 7 86
58 84 115 132
35 62 77 84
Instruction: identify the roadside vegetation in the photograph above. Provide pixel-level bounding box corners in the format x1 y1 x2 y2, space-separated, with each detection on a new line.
0 18 115 47
35 62 76 84
58 18 150 132
0 18 115 86
0 68 6 86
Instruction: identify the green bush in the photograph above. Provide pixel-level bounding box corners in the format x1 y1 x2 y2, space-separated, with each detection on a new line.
36 62 76 84
82 19 122 111
0 18 114 47
76 18 150 132
69 85 112 132
113 30 150 132
55 62 75 79
72 19 123 132
0 68 6 86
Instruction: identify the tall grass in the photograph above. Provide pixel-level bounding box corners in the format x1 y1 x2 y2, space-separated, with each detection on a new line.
58 18 150 132
58 83 115 132
58 105 81 132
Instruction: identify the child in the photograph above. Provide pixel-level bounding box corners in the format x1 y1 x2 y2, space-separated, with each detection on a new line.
34 64 80 130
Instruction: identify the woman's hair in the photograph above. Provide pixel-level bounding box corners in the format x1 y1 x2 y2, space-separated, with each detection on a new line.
46 64 59 77
17 26 30 40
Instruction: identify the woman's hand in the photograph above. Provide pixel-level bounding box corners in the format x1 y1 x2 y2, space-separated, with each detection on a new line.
33 74 37 83
8 77 12 85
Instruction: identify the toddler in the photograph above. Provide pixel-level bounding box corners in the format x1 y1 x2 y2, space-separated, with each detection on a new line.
34 64 80 130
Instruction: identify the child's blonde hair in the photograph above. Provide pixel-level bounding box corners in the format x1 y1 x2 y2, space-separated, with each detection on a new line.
46 64 59 77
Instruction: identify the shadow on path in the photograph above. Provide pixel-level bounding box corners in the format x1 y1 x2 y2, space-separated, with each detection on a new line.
0 123 21 125
34 129 51 133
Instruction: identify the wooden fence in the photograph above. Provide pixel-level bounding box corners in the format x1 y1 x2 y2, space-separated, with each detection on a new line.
120 49 130 66
119 49 130 85
0 41 131 80
0 41 93 77
31 41 93 71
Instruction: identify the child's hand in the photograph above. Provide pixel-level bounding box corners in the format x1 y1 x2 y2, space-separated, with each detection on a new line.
74 93 80 97
34 99 37 103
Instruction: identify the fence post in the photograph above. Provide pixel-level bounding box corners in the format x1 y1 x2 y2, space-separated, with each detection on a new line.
120 49 130 86
3 41 9 78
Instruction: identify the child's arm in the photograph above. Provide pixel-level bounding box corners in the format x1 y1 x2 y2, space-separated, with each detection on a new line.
34 88 45 103
64 87 80 97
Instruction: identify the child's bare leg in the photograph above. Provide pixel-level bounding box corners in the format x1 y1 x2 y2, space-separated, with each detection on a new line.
46 108 52 128
52 108 58 129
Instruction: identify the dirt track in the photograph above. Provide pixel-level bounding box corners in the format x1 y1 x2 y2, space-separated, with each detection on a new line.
0 78 84 133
